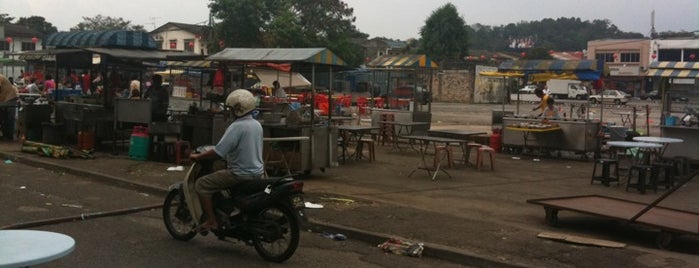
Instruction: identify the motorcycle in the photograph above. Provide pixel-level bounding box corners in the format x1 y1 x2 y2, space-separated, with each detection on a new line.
162 145 308 263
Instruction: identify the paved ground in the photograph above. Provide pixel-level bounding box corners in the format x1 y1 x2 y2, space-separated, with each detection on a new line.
2 101 698 267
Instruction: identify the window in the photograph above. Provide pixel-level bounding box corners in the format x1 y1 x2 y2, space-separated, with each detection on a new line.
169 40 177 50
619 52 640 63
21 42 36 51
0 42 9 51
595 53 615 62
184 39 195 52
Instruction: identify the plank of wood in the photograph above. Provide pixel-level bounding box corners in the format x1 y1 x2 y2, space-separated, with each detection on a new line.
537 232 626 248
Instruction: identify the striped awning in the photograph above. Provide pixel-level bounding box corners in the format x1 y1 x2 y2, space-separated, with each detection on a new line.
166 60 214 68
646 61 699 78
497 60 599 72
367 54 438 68
206 48 346 66
45 30 157 49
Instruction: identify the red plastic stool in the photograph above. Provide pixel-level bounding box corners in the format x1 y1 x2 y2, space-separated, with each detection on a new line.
174 140 191 165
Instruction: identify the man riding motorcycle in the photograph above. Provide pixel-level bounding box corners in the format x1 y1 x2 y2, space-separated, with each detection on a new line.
189 89 264 233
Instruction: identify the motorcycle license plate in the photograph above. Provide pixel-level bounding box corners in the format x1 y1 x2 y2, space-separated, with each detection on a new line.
290 195 305 209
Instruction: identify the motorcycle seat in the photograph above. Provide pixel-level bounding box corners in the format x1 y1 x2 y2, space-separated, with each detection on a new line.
230 176 295 195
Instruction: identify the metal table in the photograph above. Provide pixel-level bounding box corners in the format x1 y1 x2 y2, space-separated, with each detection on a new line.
401 135 466 180
632 136 683 159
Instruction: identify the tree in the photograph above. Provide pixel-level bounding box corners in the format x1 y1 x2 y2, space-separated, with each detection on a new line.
0 13 15 24
16 16 58 36
70 15 145 32
208 0 366 66
419 3 469 64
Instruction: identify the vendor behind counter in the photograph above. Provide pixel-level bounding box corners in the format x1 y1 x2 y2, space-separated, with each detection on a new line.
144 74 169 122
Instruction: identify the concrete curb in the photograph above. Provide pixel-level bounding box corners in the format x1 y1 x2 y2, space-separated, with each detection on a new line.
1 150 526 268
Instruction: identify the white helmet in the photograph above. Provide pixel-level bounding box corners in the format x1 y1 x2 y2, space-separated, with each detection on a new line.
226 89 257 117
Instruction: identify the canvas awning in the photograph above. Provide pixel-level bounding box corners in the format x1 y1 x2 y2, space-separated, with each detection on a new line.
206 48 346 66
497 60 600 72
646 61 699 78
166 60 214 68
367 54 438 68
252 68 311 87
45 30 157 49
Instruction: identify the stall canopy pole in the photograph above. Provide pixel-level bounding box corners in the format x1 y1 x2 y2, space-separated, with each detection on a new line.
328 67 333 164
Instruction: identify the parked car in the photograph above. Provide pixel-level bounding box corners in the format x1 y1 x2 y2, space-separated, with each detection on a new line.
517 85 537 94
640 90 689 102
640 90 661 100
589 90 630 105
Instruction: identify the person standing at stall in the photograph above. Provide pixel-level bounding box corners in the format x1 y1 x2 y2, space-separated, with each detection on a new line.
129 75 141 99
43 74 56 97
272 80 287 99
531 86 550 116
144 74 169 122
542 97 560 119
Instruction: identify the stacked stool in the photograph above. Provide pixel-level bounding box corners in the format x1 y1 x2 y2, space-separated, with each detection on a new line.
379 113 395 146
590 158 620 186
357 136 376 161
476 146 495 171
626 164 658 194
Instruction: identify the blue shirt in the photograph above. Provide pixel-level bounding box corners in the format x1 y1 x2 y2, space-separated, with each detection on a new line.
213 115 264 176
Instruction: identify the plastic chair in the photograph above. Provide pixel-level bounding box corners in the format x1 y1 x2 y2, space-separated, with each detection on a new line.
356 97 368 115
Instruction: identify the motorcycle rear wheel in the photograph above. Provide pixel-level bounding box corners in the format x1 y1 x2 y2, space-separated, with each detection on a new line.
163 189 197 241
252 205 300 263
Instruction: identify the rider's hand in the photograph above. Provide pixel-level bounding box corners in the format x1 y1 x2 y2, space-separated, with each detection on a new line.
189 153 199 162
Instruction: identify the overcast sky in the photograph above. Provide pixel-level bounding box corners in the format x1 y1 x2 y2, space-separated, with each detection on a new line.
3 0 698 40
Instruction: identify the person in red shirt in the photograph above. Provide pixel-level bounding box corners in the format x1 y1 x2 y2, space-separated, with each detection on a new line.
81 71 91 94
43 74 56 96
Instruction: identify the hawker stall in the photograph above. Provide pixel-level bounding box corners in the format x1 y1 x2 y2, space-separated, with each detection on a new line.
364 54 438 132
205 48 347 174
482 60 606 156
646 61 699 161
21 30 194 153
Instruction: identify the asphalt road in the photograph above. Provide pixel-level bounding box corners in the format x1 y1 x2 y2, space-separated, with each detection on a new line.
1 161 469 267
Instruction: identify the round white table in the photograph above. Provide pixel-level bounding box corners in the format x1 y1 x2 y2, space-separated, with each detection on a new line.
606 141 663 165
632 136 684 158
0 230 75 267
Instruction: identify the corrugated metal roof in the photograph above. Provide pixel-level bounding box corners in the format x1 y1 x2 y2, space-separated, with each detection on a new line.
206 48 346 66
647 61 699 78
366 54 438 68
498 60 599 72
45 30 157 49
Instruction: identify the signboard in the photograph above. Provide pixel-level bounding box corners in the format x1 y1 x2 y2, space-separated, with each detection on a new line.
609 65 640 76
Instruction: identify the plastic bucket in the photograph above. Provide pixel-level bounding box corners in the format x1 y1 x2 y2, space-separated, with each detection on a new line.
664 116 677 126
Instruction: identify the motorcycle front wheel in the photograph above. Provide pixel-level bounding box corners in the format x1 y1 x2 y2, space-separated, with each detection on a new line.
163 189 197 241
251 205 300 263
